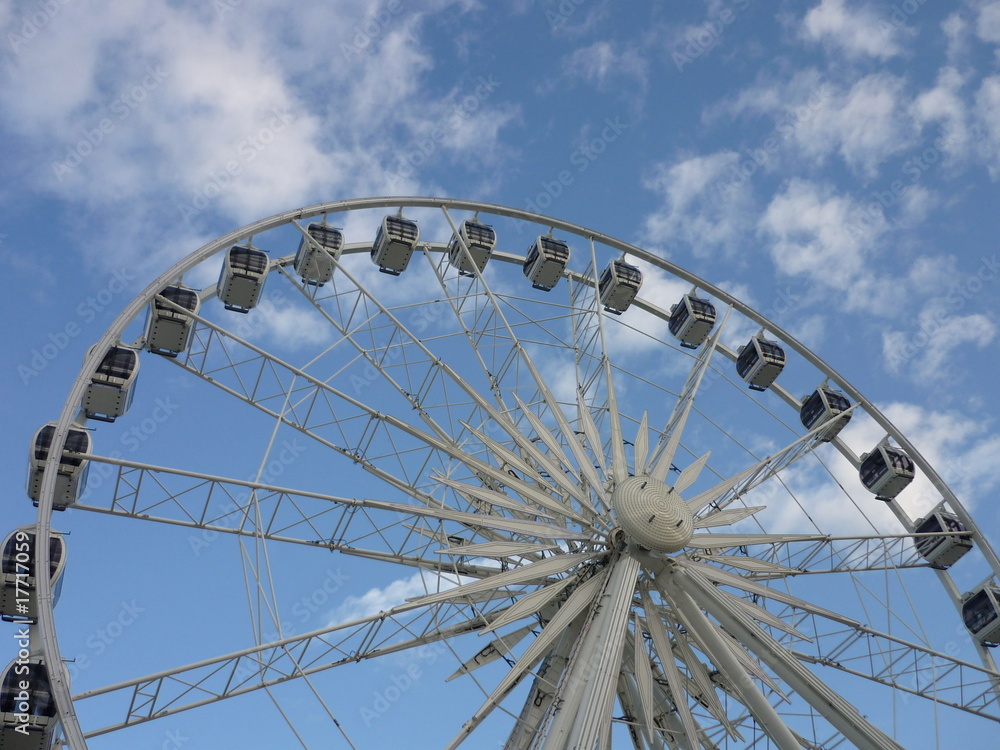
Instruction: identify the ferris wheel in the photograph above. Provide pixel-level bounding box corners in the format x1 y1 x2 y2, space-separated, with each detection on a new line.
5 196 1000 749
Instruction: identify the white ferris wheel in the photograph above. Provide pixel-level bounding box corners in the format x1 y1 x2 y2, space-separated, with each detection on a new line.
5 196 1000 749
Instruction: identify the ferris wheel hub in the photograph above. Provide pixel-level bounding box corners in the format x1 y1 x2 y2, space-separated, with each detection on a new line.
610 475 694 553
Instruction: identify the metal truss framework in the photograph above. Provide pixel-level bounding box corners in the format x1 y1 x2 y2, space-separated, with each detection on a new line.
32 197 1000 750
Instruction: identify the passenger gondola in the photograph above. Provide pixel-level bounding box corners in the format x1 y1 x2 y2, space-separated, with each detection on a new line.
522 235 570 291
371 215 419 275
0 657 59 749
859 440 915 501
143 285 200 357
913 510 972 568
962 584 1000 645
448 220 496 276
598 259 642 314
799 385 852 442
294 222 343 286
217 245 268 313
26 424 92 510
736 334 786 391
1 528 66 622
81 345 139 423
668 293 717 349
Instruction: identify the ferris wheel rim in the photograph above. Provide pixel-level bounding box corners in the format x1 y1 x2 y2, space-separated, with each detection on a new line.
31 195 1000 749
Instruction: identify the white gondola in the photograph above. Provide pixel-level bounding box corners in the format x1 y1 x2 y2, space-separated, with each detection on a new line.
448 220 496 276
26 424 91 511
962 584 1000 645
218 245 268 313
1 657 59 750
81 345 139 423
736 335 786 391
799 386 852 442
371 215 419 276
143 285 200 357
913 509 972 568
294 223 343 286
668 293 717 349
598 259 642 314
1 528 66 623
522 235 570 291
859 440 915 501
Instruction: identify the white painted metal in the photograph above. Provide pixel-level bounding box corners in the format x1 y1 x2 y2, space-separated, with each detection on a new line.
30 196 1000 750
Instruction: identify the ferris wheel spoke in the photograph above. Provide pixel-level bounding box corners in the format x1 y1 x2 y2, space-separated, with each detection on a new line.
650 602 739 740
445 623 537 682
72 599 502 738
176 263 562 531
500 617 585 750
686 532 964 576
657 567 802 750
614 669 661 750
640 589 708 748
452 425 595 527
73 452 586 575
447 570 609 749
168 302 610 548
676 560 1000 731
276 264 456 444
647 308 731 483
677 563 907 750
540 552 642 748
479 575 578 635
685 403 860 518
630 613 659 745
422 217 614 514
404 233 603 526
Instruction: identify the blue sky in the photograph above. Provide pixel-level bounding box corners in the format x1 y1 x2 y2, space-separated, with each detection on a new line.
3 0 1000 748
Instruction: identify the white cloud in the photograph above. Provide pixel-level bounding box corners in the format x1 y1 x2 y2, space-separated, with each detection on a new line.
973 74 1000 178
758 401 1000 535
801 0 904 60
327 569 464 623
758 179 884 296
882 298 997 384
861 403 1000 514
911 67 970 160
561 40 648 92
976 1 1000 44
942 13 971 63
641 151 755 256
716 70 916 178
0 0 514 275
